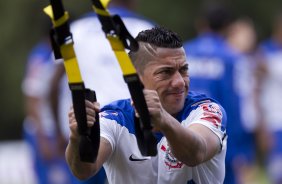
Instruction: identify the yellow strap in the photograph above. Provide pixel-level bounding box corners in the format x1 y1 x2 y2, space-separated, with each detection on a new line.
92 5 110 16
91 0 111 16
61 43 83 83
91 0 137 76
43 5 53 18
107 36 136 75
43 5 82 83
43 5 69 28
101 0 111 9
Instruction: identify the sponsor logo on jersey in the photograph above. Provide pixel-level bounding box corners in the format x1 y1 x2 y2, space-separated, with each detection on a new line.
129 154 149 161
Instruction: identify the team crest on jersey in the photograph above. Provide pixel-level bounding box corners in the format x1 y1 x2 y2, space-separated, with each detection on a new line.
199 103 222 128
161 144 184 170
199 103 222 115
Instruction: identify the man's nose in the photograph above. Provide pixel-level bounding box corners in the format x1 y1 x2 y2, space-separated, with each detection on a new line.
171 71 185 88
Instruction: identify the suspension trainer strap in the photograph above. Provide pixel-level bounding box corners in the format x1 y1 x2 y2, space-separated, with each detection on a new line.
90 0 157 156
43 1 100 163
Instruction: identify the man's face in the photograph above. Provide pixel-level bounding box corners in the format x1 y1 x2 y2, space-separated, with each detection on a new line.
141 47 189 115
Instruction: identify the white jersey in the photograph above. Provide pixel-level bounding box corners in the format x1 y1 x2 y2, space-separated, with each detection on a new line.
100 92 227 184
58 8 154 138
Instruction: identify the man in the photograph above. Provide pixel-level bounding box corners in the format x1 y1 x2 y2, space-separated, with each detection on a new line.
66 26 227 184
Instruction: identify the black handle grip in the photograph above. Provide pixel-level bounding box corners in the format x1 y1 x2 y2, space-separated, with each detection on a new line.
125 75 157 156
70 84 100 163
78 89 100 163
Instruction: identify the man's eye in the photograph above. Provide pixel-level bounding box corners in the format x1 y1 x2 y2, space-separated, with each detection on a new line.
180 66 188 74
159 69 173 75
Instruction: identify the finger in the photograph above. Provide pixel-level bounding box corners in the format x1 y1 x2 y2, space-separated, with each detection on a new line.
131 99 135 107
85 101 99 117
143 90 159 105
87 121 94 127
85 100 100 111
85 100 94 107
86 114 95 123
69 122 79 140
69 111 75 123
69 115 77 126
68 106 74 118
143 89 157 96
86 107 96 118
93 101 100 111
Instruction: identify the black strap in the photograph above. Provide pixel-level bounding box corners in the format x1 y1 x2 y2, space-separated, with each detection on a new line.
90 0 157 156
45 0 100 163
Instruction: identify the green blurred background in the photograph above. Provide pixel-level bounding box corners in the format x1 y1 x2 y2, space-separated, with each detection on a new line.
0 0 281 140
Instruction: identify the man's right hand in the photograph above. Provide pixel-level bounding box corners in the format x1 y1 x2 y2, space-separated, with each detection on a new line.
68 100 100 141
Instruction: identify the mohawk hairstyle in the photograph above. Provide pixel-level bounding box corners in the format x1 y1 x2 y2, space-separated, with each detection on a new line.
129 26 184 75
135 26 183 48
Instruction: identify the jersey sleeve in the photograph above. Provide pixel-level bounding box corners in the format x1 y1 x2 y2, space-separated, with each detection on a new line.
99 111 121 153
183 102 227 148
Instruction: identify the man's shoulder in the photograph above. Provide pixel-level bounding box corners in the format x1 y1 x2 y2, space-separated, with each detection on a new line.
186 91 214 105
100 99 136 133
180 92 227 131
100 99 133 120
177 91 223 120
101 99 131 111
186 91 224 111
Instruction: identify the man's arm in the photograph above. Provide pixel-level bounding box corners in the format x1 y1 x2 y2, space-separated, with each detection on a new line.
66 137 111 179
65 100 112 180
160 117 220 166
144 89 221 166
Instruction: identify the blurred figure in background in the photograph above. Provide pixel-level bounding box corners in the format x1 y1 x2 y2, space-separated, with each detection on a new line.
21 24 78 184
226 16 271 183
227 17 257 54
183 5 258 184
49 0 155 183
256 12 282 184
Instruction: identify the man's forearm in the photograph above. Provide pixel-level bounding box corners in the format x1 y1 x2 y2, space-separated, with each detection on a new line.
160 115 207 166
65 139 97 180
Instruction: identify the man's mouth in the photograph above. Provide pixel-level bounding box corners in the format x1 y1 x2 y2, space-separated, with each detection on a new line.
167 90 185 97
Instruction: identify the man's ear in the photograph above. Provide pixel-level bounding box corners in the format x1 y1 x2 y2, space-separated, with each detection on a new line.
138 74 146 89
139 74 144 84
